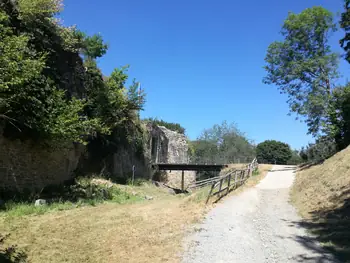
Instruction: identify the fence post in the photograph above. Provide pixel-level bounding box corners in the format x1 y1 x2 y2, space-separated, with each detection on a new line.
181 170 185 192
206 183 215 204
227 174 231 194
218 179 223 197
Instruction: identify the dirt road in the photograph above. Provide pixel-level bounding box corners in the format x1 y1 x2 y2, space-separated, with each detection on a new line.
182 165 337 263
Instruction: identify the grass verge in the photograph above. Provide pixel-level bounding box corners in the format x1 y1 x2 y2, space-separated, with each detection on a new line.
291 146 350 262
0 180 207 263
0 166 271 263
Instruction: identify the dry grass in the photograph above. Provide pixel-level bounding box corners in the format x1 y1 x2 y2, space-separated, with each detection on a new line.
291 147 350 218
291 146 350 261
0 166 271 263
0 183 207 263
220 163 248 175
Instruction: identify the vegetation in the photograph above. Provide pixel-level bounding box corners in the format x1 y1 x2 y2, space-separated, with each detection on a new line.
291 145 350 262
0 177 143 217
264 7 338 136
190 121 255 164
0 181 207 263
143 118 186 134
0 0 145 152
326 83 350 151
287 150 303 165
256 140 292 165
0 165 271 263
340 0 350 63
265 3 350 162
300 137 337 163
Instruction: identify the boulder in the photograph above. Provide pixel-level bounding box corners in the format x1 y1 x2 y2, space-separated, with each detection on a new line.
34 199 47 206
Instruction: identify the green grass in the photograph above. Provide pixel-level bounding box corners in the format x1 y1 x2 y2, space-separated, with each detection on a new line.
1 201 75 217
0 179 146 218
252 168 260 176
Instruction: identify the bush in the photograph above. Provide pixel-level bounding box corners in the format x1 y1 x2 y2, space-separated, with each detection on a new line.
143 118 185 134
300 137 337 163
257 140 292 164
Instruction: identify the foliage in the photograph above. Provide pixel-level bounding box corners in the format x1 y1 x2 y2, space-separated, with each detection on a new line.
340 0 350 63
300 137 337 163
264 7 339 136
0 0 147 159
190 121 255 164
325 83 350 151
143 118 185 134
287 150 303 165
256 140 292 164
0 234 27 263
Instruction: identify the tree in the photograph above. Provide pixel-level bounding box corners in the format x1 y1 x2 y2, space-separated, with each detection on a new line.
300 137 336 162
340 0 350 63
264 7 339 136
326 83 350 150
256 140 292 164
0 0 146 147
143 118 185 134
191 121 255 164
287 150 303 165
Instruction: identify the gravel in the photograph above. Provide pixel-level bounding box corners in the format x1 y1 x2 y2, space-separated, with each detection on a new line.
182 165 338 263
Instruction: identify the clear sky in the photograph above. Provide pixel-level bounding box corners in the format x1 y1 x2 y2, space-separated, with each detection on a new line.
60 0 349 149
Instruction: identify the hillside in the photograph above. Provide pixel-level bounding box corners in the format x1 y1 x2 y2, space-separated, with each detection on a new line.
291 146 350 261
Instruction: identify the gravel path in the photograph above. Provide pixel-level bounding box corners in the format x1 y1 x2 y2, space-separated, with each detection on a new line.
182 165 338 263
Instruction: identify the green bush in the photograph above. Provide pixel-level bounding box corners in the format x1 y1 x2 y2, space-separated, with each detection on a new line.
143 118 185 134
257 140 292 164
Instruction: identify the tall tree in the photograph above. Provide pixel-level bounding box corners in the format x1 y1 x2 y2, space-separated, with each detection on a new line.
340 0 350 63
264 7 339 136
191 121 255 164
256 140 292 165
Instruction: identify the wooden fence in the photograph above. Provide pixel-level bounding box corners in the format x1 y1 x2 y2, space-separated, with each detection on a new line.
205 158 258 204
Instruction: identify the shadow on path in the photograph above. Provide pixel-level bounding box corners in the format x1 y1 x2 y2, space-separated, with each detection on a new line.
283 193 350 262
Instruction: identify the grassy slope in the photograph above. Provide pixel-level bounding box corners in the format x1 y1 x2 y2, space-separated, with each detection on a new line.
0 165 271 263
291 146 350 262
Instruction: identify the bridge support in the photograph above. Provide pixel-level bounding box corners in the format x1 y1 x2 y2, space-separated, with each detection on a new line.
181 170 184 192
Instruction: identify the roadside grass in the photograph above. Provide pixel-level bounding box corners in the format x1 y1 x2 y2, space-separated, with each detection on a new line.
0 185 207 263
0 166 270 263
291 146 350 262
0 177 173 218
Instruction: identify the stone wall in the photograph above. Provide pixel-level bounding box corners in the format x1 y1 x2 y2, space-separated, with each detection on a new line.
148 124 196 189
0 127 83 191
0 123 194 192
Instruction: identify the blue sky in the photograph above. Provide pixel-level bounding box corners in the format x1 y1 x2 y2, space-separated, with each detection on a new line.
61 0 349 149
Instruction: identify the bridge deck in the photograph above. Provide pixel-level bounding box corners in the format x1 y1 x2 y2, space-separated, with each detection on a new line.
152 163 228 171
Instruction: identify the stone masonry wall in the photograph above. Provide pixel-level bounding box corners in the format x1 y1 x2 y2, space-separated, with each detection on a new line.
0 127 83 191
148 125 196 189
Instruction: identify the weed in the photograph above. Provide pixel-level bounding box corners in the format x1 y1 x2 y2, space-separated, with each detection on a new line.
252 168 260 176
0 234 27 263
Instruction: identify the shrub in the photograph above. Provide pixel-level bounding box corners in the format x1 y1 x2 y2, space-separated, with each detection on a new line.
257 140 292 164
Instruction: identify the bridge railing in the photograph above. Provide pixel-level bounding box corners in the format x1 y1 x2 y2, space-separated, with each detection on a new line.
205 158 258 204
